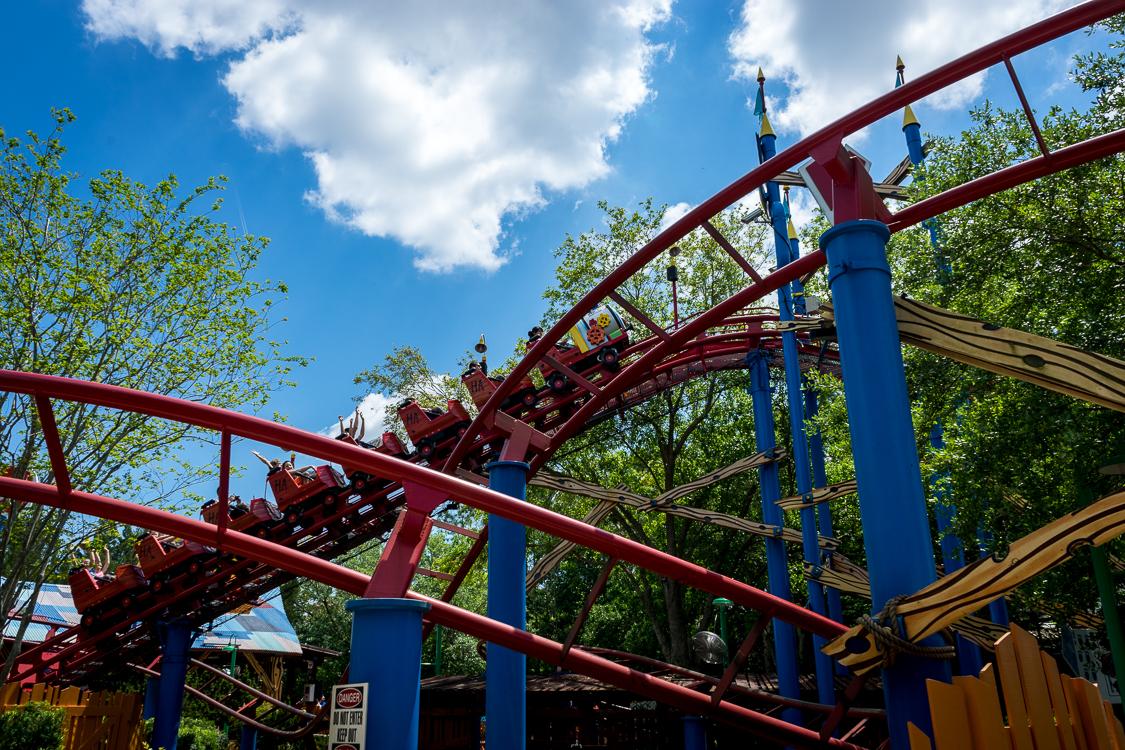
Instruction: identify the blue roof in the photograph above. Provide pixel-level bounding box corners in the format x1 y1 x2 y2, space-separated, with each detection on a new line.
4 581 302 655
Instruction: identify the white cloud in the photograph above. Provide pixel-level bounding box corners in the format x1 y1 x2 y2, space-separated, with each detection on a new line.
658 201 693 232
728 0 1069 137
83 0 672 272
83 0 294 56
319 392 397 440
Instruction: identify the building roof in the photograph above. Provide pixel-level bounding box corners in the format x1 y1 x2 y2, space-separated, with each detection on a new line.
3 581 302 655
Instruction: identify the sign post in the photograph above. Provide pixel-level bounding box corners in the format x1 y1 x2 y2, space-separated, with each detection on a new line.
329 682 369 750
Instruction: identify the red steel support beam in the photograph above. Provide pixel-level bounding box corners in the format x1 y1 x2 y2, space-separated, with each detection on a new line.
608 290 671 342
711 615 771 706
704 220 764 283
34 395 70 496
562 557 617 660
217 430 231 548
1003 55 1051 159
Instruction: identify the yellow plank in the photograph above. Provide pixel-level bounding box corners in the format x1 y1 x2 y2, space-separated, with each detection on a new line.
1011 624 1062 750
953 675 1010 750
1041 652 1080 750
1103 701 1125 750
997 633 1036 750
927 679 976 750
1062 676 1091 750
981 662 997 687
30 683 45 702
909 722 935 750
0 682 20 707
1068 677 1111 750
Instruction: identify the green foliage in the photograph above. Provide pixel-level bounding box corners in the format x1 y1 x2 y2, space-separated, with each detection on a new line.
0 702 64 750
175 716 223 750
0 110 305 679
353 345 471 441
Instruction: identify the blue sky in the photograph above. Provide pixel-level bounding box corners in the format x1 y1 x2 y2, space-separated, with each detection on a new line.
1 1 1111 487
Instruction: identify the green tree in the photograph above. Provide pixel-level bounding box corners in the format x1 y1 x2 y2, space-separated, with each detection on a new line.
0 111 304 680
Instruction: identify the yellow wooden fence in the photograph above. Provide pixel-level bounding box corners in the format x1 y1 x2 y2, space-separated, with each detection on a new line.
910 623 1125 749
0 682 143 750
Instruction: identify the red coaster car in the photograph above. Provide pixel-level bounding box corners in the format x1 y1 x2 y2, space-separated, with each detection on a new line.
264 463 348 514
337 431 408 485
134 533 215 593
200 496 282 537
397 399 471 459
528 303 630 392
461 363 539 412
69 564 146 629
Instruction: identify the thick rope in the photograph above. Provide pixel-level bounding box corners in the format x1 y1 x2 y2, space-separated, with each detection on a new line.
859 595 955 668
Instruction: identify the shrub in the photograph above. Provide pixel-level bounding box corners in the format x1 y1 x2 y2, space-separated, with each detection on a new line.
0 701 65 750
176 716 224 750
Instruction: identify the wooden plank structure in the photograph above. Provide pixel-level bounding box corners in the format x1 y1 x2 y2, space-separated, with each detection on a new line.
526 448 845 588
776 479 858 512
908 623 1125 749
0 682 143 750
806 554 1006 650
820 298 1125 413
825 488 1125 676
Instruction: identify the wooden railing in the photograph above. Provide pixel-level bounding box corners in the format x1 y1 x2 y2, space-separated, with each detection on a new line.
0 682 143 750
910 623 1125 749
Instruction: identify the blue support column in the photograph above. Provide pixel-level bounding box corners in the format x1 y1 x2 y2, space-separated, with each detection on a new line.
682 715 707 750
760 123 835 707
142 677 158 721
152 619 192 750
821 219 951 745
747 349 801 725
930 424 984 676
346 598 430 750
805 386 844 629
486 460 529 750
239 723 257 750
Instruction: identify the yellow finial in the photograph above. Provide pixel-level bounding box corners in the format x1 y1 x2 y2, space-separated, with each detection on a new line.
759 112 775 137
896 55 905 71
787 217 798 240
902 104 919 129
756 66 765 82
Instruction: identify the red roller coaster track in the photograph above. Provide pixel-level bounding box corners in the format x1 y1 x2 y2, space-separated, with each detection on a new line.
3 1 1124 746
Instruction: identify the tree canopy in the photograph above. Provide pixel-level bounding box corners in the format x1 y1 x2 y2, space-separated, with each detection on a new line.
0 110 304 679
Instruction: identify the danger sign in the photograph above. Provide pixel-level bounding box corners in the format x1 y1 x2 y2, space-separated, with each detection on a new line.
329 682 369 750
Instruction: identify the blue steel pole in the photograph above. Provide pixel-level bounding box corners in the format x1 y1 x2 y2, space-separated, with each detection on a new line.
152 619 192 750
821 219 951 745
785 187 844 630
239 723 257 750
486 460 529 750
804 386 843 627
759 117 835 706
929 424 983 676
143 677 158 721
346 598 430 749
901 79 1002 642
682 715 707 750
747 349 801 725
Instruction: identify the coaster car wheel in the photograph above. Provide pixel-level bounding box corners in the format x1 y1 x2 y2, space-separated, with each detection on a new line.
548 373 568 393
521 389 539 407
597 347 619 367
418 440 435 459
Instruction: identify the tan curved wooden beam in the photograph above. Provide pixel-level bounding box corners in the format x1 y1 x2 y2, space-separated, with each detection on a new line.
777 479 858 512
805 555 1005 650
824 488 1125 676
821 298 1125 412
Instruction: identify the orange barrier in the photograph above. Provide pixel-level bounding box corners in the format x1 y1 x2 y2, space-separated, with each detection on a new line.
0 682 143 750
910 623 1125 749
